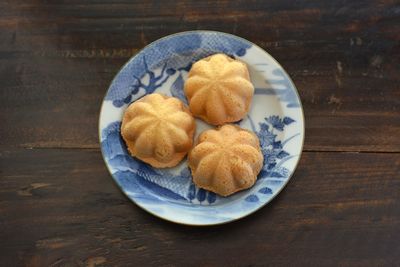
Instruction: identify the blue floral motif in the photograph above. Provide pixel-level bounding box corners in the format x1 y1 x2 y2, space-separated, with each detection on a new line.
277 150 290 159
283 116 295 125
266 115 285 131
253 116 297 180
265 115 295 131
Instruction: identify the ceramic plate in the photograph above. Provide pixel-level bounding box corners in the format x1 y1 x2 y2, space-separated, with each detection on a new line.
99 31 304 225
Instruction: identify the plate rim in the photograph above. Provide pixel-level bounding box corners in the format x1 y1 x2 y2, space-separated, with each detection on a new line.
98 30 305 226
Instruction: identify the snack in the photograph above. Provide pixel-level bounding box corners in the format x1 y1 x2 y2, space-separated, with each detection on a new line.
188 124 263 196
121 93 195 168
184 53 254 125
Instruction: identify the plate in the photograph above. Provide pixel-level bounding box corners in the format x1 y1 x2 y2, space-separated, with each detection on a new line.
99 31 304 225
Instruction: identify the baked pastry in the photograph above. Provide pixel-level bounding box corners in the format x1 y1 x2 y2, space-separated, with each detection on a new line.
188 124 263 196
184 53 254 125
121 93 196 168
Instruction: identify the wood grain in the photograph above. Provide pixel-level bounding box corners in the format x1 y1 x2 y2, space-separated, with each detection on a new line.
1 149 399 266
1 1 400 266
0 1 399 151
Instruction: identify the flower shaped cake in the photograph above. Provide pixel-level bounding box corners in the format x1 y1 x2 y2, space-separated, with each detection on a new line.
184 53 254 125
121 93 196 168
188 124 263 196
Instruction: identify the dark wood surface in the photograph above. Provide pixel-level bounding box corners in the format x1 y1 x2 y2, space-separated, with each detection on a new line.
1 1 399 266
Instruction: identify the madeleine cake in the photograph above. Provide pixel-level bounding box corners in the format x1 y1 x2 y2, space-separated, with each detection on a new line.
121 93 195 168
188 124 263 196
184 53 254 125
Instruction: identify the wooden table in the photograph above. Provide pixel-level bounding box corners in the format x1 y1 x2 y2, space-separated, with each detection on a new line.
1 1 399 266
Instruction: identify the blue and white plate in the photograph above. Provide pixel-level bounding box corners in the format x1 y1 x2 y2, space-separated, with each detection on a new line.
99 31 304 225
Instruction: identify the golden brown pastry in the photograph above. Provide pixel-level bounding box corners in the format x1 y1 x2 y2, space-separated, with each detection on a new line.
184 53 254 125
188 124 263 196
121 93 196 168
